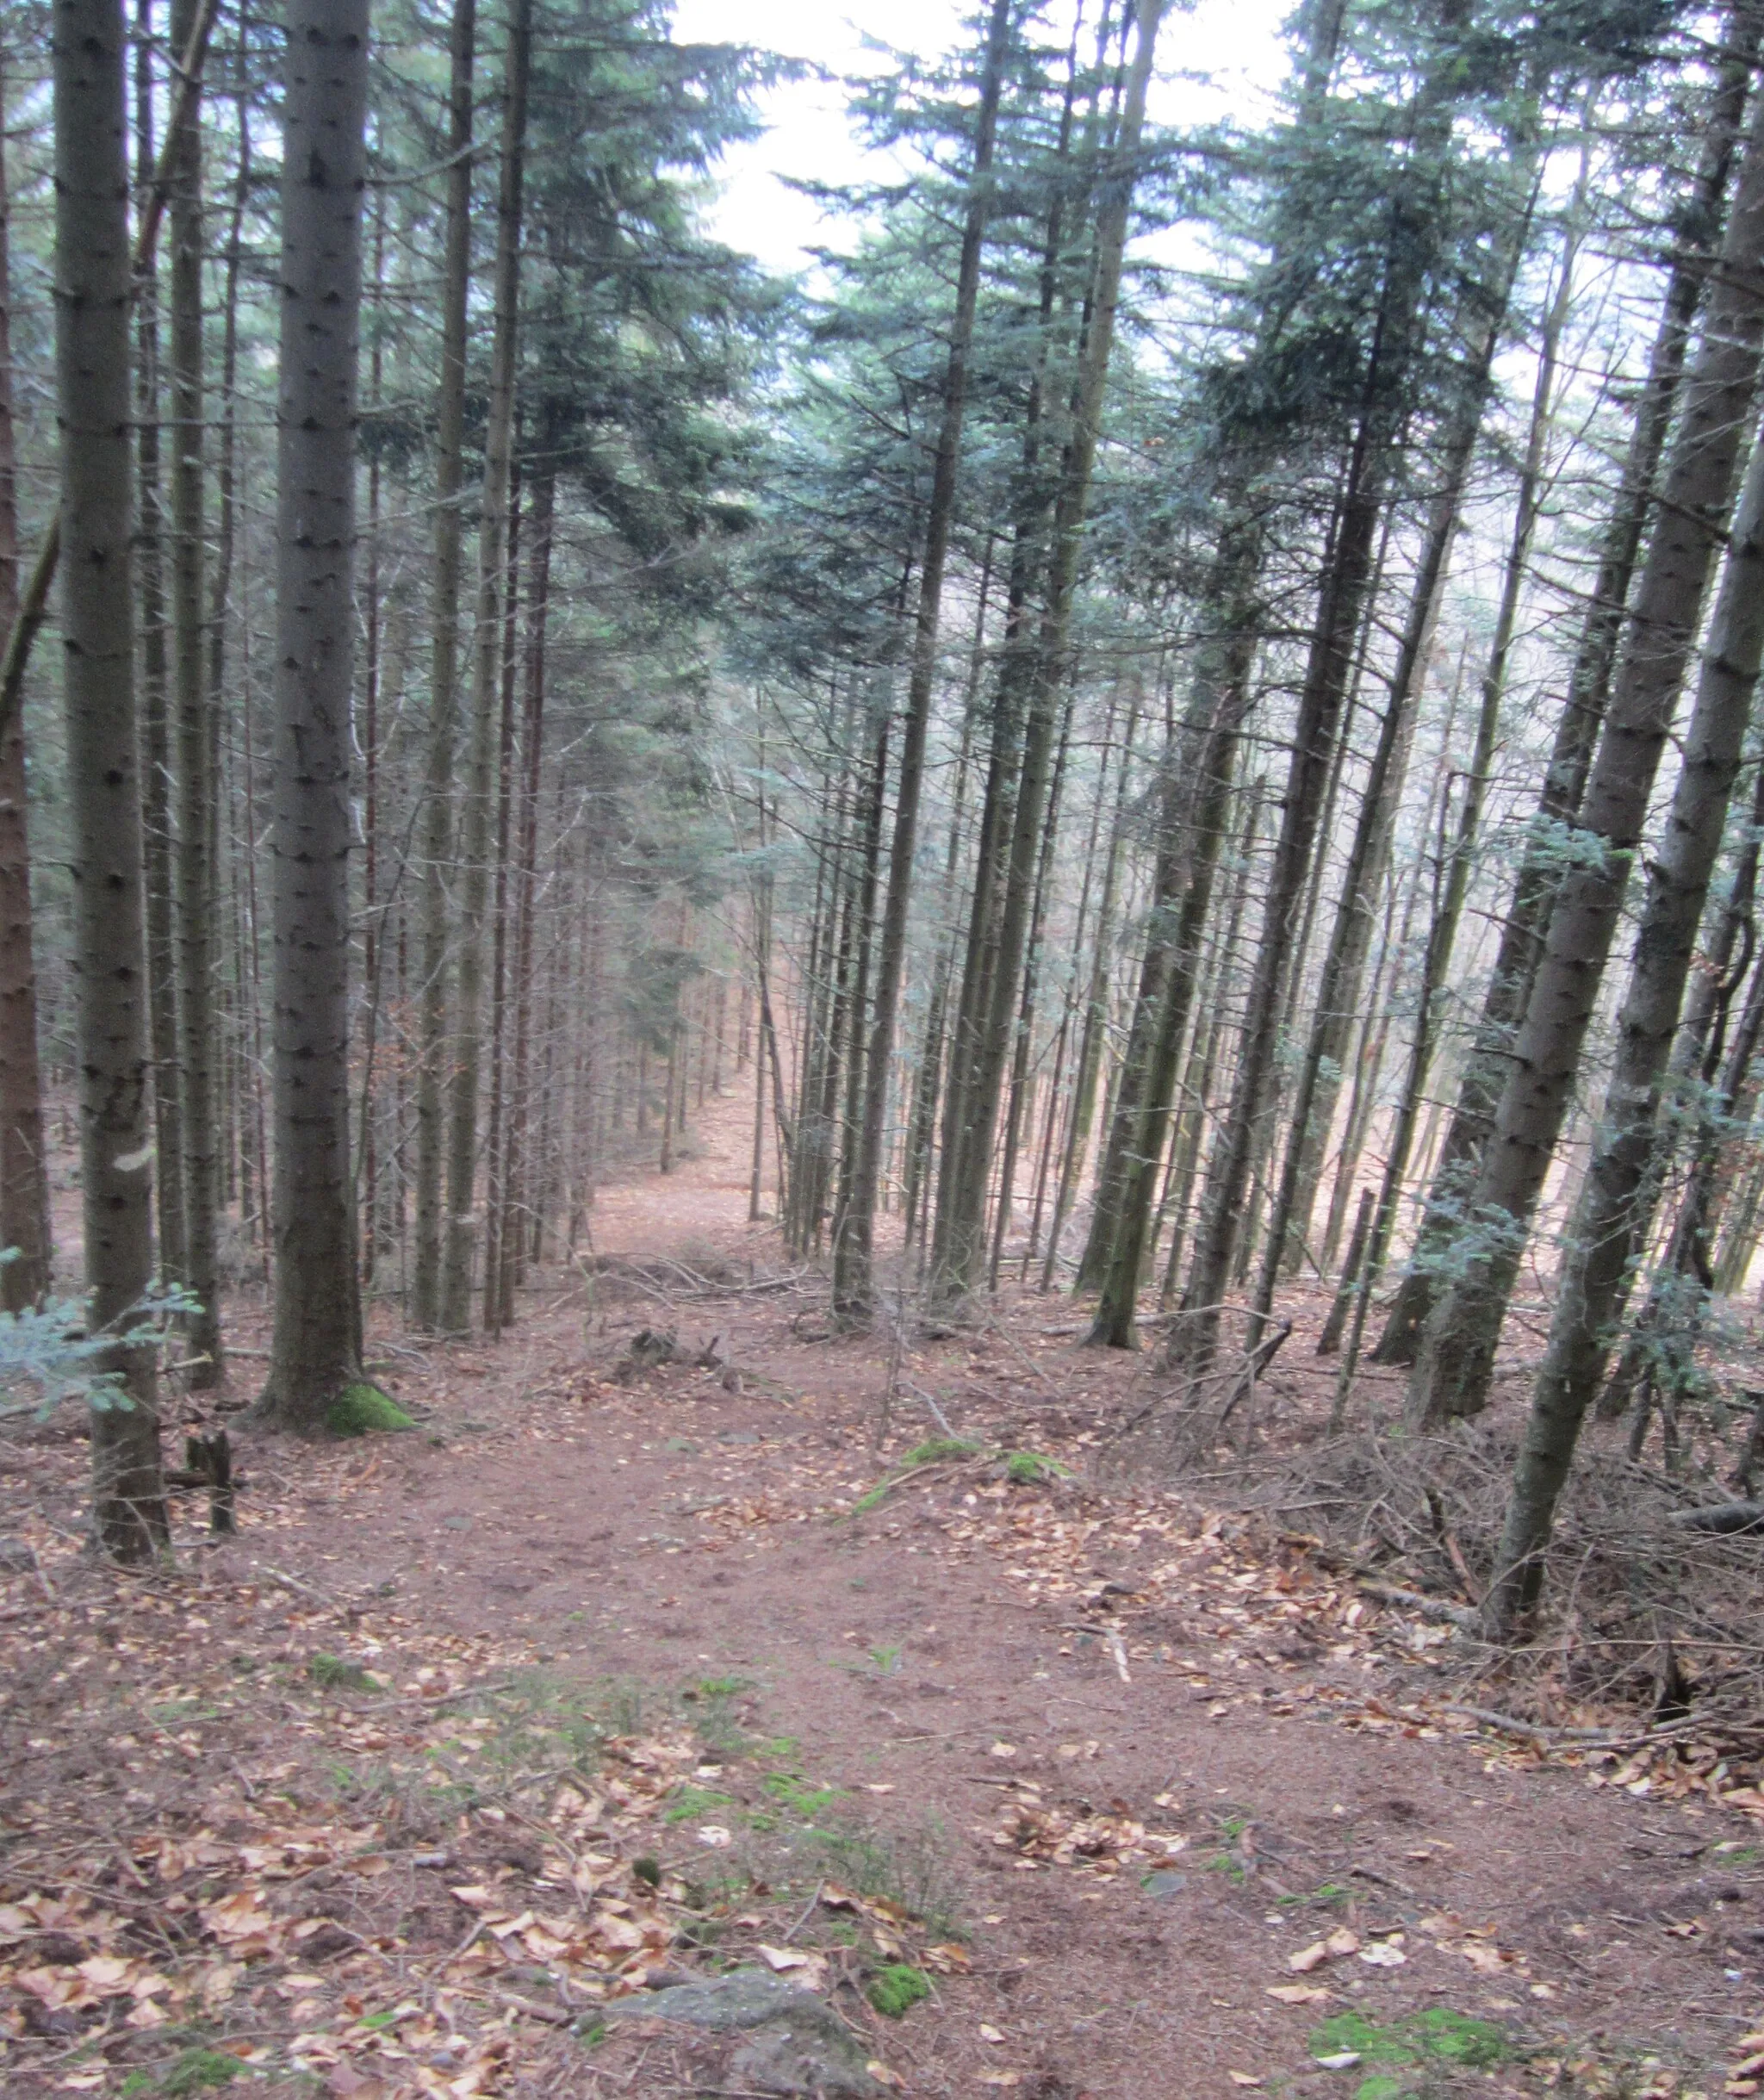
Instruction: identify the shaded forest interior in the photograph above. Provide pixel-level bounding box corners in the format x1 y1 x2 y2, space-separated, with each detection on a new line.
9 0 1764 2084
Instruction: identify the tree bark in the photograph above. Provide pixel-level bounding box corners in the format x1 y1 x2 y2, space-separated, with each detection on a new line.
1482 407 1764 1632
832 0 1014 1322
253 0 370 1432
412 0 475 1331
134 0 184 1289
55 0 166 1553
170 0 220 1387
1407 75 1764 1427
1373 27 1758 1361
932 0 1165 1301
442 0 530 1331
0 48 50 1311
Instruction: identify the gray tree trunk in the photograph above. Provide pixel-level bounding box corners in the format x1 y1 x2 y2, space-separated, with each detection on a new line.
253 0 370 1432
1407 78 1764 1427
1373 28 1758 1362
54 0 166 1553
0 49 50 1311
412 0 475 1331
134 0 184 1289
1482 408 1764 1632
931 0 1165 1301
170 0 220 1388
442 0 530 1333
832 0 1014 1324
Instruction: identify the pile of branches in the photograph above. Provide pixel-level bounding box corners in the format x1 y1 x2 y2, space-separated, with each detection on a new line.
1228 1417 1764 1737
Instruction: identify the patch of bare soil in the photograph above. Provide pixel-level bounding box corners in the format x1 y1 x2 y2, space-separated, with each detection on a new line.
3 1095 1764 2100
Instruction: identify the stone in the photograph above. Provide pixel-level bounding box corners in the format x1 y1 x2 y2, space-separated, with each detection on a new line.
606 1969 883 2097
1143 1869 1189 1899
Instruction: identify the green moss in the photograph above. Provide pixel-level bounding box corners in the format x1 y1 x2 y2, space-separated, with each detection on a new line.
1004 1450 1070 1484
1353 2079 1405 2100
307 1652 373 1692
761 1770 843 1821
1311 2008 1510 2077
866 1964 931 2017
900 1437 979 1466
161 2050 241 2095
1404 2008 1509 2067
326 1384 413 1437
662 1784 733 1824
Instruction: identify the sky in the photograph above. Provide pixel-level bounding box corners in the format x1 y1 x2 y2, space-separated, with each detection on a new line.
668 0 1294 277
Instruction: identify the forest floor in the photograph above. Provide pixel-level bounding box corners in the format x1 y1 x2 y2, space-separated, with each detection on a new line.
3 1094 1764 2100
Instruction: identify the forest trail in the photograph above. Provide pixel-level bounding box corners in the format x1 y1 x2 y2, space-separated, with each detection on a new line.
3 1094 1762 2098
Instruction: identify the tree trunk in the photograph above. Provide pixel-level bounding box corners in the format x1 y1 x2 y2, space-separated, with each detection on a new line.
1482 406 1764 1633
55 0 166 1552
932 0 1165 1302
412 0 475 1330
134 0 184 1289
497 446 555 1327
1407 76 1764 1427
252 0 370 1432
1599 769 1764 1419
1090 556 1258 1347
443 0 530 1331
1373 30 1757 1361
170 0 220 1387
0 49 50 1310
832 0 1012 1320
1040 682 1139 1289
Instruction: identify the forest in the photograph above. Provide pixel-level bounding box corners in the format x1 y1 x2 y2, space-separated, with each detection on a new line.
5 0 1764 2090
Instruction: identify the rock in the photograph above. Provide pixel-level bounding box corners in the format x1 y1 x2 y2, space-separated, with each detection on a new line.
1143 1870 1189 1900
606 1969 883 2097
0 1537 36 1572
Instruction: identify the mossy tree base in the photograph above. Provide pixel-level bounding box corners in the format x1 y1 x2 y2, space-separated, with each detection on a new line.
245 1376 411 1439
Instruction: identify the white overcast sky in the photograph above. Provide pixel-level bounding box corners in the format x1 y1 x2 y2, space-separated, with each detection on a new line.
668 0 1295 276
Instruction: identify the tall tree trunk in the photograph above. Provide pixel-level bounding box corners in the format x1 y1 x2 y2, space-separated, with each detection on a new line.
497 447 554 1327
933 0 1165 1301
1482 408 1764 1632
1090 555 1258 1347
55 0 166 1552
253 0 370 1432
1407 76 1764 1427
411 0 475 1330
135 0 184 1289
0 49 50 1309
1373 30 1757 1361
171 0 220 1387
1257 217 1535 1308
1598 765 1764 1419
443 0 530 1331
1040 681 1138 1289
832 0 1014 1321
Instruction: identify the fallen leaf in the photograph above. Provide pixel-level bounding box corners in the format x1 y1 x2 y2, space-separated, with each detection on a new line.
1266 1984 1330 2004
697 1825 733 1848
1288 1942 1330 1973
978 2022 1007 2043
758 1945 811 1972
1228 2075 1264 2088
1358 1939 1406 1968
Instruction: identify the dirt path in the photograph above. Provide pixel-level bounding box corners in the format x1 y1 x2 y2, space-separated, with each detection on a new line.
3 1095 1763 2098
